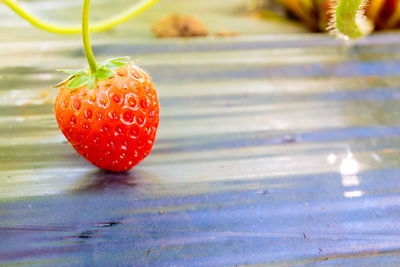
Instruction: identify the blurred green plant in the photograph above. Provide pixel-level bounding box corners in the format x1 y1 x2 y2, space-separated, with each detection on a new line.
0 0 381 39
329 0 373 39
275 0 400 39
1 0 158 34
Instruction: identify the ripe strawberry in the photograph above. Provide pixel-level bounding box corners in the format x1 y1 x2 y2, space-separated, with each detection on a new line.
54 59 159 172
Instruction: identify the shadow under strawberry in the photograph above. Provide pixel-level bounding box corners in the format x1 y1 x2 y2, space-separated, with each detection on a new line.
70 168 154 194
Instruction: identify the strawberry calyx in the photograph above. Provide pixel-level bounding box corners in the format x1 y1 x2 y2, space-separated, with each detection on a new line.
54 57 130 89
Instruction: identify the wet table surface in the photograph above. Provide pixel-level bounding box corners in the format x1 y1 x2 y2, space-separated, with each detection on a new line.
2 0 400 266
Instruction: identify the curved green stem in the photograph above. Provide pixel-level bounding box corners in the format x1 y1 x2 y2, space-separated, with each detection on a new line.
336 0 363 38
1 0 158 34
333 0 372 39
82 0 96 74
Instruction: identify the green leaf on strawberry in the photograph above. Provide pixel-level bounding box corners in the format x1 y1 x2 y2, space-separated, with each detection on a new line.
87 73 96 89
54 57 130 89
66 74 89 89
99 57 131 69
95 67 115 80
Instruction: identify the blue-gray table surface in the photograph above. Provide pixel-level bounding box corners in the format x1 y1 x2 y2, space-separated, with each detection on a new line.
2 0 400 266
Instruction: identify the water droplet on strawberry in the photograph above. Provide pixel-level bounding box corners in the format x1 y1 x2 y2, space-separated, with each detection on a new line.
122 111 134 124
73 99 81 110
70 116 76 125
129 126 140 139
85 109 92 119
126 95 137 108
109 111 119 120
101 125 110 134
136 116 145 126
112 94 121 103
115 126 123 136
89 94 96 103
98 95 109 107
145 127 151 135
107 141 115 149
62 97 69 108
140 99 149 109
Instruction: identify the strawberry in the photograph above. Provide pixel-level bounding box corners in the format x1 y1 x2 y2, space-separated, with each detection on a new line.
54 58 159 172
53 0 159 172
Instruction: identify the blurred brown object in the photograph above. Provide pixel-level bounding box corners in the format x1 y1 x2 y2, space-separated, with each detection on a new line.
215 31 240 37
152 14 209 38
253 0 400 32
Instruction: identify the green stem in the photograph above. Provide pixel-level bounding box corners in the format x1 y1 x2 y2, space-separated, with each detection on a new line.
82 0 96 74
1 0 158 34
334 0 372 39
336 0 363 38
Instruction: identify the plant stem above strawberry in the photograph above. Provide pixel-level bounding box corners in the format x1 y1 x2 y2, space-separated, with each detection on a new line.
2 0 159 34
54 0 159 172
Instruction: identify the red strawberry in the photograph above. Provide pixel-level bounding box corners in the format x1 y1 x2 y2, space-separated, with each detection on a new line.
54 60 159 172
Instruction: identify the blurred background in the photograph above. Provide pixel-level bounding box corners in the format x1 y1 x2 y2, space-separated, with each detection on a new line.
0 0 309 40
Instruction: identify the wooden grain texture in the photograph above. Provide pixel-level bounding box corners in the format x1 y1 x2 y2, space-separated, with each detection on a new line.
1 0 400 266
